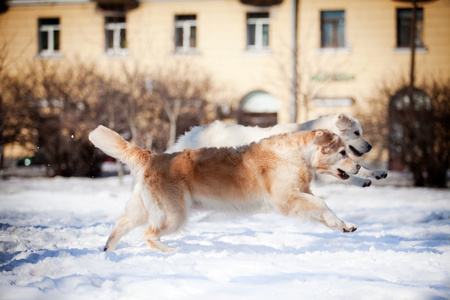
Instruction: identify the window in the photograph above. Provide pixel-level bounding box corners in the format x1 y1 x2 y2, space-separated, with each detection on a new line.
320 11 345 48
38 18 60 56
105 16 127 55
246 12 270 50
397 8 424 48
175 15 197 52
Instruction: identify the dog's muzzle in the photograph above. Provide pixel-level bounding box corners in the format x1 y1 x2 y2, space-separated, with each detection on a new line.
349 142 372 157
337 169 350 180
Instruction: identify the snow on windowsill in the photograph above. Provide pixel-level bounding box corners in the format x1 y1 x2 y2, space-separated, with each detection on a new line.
35 51 63 60
172 48 201 56
316 47 351 55
102 49 130 58
242 47 273 56
394 47 428 54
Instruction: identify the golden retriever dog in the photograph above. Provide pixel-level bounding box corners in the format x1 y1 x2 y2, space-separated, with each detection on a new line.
89 125 360 252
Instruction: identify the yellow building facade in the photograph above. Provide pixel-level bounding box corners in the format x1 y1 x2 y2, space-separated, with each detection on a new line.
2 0 449 120
1 0 449 161
296 0 450 121
1 0 296 124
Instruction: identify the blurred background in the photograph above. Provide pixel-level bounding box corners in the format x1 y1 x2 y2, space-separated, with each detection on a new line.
0 0 448 187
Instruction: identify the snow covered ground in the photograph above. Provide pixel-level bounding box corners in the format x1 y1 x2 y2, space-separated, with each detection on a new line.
0 175 449 300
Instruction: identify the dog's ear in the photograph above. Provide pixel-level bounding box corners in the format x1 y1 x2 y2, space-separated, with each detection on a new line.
335 113 353 131
313 130 337 146
313 130 340 153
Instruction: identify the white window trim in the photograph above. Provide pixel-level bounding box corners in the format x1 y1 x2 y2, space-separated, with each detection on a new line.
316 47 351 55
242 48 273 56
105 21 128 56
313 97 354 107
39 24 60 55
247 16 270 50
175 19 197 53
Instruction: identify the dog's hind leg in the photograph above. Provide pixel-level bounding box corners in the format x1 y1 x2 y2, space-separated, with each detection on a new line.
142 226 175 253
104 214 143 251
104 189 148 251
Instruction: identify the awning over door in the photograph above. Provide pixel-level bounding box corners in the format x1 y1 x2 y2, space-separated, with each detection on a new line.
239 0 283 6
240 91 280 113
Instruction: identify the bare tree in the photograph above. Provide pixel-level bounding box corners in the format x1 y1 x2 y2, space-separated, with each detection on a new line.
0 69 38 168
0 43 35 168
1 59 110 176
427 79 450 187
271 37 347 124
33 60 104 176
150 61 215 147
356 76 450 187
1 56 221 177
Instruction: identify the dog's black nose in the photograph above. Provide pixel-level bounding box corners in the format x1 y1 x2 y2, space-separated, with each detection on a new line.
366 143 372 152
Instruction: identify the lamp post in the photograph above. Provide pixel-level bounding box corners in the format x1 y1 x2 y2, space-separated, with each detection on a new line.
409 0 417 96
392 0 437 98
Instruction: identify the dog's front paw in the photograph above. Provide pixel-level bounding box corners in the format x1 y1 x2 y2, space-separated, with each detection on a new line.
342 220 357 233
359 168 388 180
351 176 372 188
104 243 116 252
362 179 372 188
374 170 388 180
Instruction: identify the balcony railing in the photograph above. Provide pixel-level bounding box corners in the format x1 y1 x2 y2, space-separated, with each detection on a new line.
239 0 283 7
96 0 139 13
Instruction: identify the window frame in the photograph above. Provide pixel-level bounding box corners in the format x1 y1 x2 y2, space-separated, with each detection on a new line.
38 18 61 58
320 10 346 48
396 7 425 49
174 14 197 54
246 12 270 51
104 16 128 56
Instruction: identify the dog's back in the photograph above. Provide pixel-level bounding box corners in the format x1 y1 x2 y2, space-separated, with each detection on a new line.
171 132 315 209
147 145 270 211
167 120 303 154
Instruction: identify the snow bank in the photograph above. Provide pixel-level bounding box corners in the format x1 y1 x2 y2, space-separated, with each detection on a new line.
0 176 449 299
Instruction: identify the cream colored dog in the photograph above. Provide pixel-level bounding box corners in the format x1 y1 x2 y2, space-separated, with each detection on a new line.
89 125 360 252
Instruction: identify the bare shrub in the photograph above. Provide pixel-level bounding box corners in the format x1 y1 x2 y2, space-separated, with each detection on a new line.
356 77 450 187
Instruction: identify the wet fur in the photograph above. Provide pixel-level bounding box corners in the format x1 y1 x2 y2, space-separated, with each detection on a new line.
89 126 359 252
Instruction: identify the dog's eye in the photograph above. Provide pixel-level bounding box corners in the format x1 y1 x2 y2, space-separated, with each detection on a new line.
354 131 360 136
340 150 346 156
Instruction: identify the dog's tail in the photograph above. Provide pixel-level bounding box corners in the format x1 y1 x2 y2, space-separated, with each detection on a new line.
89 125 150 171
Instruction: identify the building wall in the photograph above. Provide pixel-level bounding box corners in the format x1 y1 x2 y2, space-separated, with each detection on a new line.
1 0 295 123
298 0 450 121
1 0 449 162
127 0 294 122
0 2 102 64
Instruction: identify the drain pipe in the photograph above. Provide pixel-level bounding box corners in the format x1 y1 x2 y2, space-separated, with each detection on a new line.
290 0 299 123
